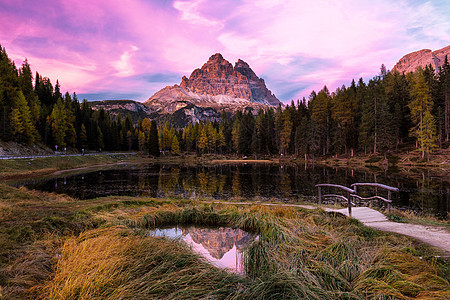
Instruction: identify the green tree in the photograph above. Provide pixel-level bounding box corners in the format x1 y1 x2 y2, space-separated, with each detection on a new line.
96 125 104 150
198 126 208 153
50 98 67 147
138 130 146 152
279 111 293 155
231 117 244 154
160 122 173 152
148 120 160 156
19 59 41 134
11 91 38 144
171 134 180 154
310 87 332 155
217 128 226 154
79 123 88 149
408 68 437 159
126 130 133 150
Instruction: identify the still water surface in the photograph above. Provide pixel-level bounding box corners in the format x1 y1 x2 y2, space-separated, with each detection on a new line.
150 226 256 273
13 163 449 217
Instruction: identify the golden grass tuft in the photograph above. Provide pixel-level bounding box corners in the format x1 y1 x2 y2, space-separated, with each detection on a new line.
1 185 449 299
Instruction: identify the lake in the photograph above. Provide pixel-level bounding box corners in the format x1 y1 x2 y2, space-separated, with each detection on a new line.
11 162 449 218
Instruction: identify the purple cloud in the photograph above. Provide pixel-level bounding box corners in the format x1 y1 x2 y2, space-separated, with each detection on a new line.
0 0 449 102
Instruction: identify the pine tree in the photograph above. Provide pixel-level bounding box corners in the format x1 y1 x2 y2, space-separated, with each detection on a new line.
294 126 301 156
96 125 104 150
217 128 226 154
231 117 243 154
420 110 438 159
126 130 133 150
251 126 259 156
138 130 146 152
148 120 160 156
50 98 67 147
80 123 88 149
310 87 332 155
11 91 38 144
279 111 293 155
376 100 396 159
19 59 41 135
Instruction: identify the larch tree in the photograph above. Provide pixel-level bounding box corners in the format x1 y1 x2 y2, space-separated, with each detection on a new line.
171 134 180 154
408 68 437 159
138 130 146 152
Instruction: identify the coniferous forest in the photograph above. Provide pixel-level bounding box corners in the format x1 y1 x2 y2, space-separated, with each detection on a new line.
1 44 449 159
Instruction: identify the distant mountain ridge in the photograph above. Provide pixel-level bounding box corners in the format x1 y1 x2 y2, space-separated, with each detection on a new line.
145 53 281 113
89 99 221 128
392 45 450 73
89 100 156 123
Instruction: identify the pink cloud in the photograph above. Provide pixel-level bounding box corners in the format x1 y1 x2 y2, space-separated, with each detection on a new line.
0 0 449 102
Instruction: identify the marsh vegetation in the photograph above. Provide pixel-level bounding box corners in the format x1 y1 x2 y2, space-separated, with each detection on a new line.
0 183 448 299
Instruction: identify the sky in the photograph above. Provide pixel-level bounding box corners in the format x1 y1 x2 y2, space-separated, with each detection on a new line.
1 0 449 104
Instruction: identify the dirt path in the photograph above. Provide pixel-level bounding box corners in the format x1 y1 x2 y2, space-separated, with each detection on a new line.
207 201 450 255
328 207 450 255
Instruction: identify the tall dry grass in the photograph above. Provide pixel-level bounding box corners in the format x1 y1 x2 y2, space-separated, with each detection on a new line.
1 184 449 299
40 203 447 299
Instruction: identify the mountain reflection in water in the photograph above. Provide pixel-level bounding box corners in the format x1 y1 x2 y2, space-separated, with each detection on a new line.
150 227 255 273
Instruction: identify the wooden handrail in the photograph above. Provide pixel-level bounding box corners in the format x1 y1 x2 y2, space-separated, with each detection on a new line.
351 194 392 203
315 184 354 216
315 184 355 194
316 182 399 217
351 183 399 192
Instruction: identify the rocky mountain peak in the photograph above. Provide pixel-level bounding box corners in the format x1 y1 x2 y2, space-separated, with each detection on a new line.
175 53 280 106
392 45 450 73
234 58 259 82
146 53 281 114
208 53 225 62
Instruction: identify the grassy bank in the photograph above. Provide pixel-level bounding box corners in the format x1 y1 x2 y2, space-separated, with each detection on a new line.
0 153 137 179
0 184 448 299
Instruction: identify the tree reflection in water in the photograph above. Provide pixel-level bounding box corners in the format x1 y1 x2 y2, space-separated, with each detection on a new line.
20 163 449 218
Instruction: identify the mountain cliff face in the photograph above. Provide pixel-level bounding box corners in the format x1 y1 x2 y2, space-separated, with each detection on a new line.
89 100 156 123
392 45 450 73
145 53 281 113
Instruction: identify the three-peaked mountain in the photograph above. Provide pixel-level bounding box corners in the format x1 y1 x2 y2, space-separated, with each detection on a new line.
145 53 281 113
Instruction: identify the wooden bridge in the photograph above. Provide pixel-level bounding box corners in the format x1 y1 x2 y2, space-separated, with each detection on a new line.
315 183 450 254
316 182 398 217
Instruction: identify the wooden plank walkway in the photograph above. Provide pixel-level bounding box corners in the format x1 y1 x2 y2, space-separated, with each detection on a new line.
324 206 449 255
207 201 450 255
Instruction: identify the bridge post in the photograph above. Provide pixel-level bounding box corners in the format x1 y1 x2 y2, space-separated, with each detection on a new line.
347 191 352 217
318 186 322 206
387 191 391 215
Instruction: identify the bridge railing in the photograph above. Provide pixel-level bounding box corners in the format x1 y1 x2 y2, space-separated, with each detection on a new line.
350 183 399 215
315 183 398 217
316 184 355 216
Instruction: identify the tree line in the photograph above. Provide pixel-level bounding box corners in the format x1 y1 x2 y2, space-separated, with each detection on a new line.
158 61 449 160
0 44 161 153
1 44 449 159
